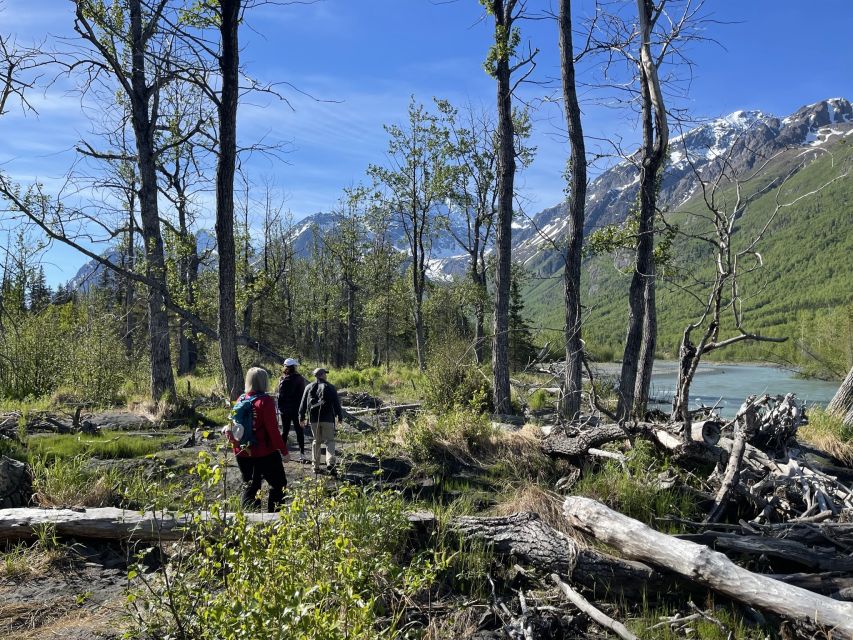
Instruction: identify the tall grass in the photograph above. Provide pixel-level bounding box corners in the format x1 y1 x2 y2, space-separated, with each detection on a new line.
798 407 853 464
574 440 698 531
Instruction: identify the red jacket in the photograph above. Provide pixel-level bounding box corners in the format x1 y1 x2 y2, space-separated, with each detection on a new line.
228 393 287 458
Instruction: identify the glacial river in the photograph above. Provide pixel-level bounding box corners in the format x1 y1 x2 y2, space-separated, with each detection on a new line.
596 361 841 418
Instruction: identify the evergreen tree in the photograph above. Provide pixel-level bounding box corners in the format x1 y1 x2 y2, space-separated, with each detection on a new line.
508 270 536 372
27 266 51 312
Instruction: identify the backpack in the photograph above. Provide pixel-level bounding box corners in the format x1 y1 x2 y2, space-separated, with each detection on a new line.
230 393 266 448
307 383 326 418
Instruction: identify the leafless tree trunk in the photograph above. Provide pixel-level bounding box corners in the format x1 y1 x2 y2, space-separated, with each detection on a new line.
617 2 668 420
73 0 179 402
216 0 243 400
828 366 853 427
558 0 586 421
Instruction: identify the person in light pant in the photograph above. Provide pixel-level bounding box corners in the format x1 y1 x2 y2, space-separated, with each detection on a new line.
298 367 343 475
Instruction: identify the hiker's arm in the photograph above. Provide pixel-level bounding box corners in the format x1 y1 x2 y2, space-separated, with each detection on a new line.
332 388 343 421
298 386 309 423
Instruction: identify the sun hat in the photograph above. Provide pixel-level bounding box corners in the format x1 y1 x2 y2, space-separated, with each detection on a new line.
312 367 329 377
284 358 299 367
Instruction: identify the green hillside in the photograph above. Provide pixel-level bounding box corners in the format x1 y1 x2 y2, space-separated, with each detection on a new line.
524 138 853 375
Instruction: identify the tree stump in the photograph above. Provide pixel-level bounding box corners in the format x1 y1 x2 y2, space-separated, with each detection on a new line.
0 455 32 509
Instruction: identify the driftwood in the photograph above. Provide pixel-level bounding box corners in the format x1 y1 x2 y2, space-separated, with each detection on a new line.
706 416 749 523
450 512 671 601
0 507 436 542
543 422 629 457
551 573 638 640
564 496 853 638
345 403 421 417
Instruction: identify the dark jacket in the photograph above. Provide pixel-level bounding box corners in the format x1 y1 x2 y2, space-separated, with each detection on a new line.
227 393 287 458
277 373 307 416
298 380 343 424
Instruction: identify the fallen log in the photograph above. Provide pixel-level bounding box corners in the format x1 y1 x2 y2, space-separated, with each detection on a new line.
770 573 853 601
563 496 853 639
345 403 421 417
551 573 638 640
543 423 629 457
676 531 853 572
0 507 436 543
450 512 672 601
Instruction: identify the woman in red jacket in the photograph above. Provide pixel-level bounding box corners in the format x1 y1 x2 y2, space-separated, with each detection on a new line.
224 367 288 512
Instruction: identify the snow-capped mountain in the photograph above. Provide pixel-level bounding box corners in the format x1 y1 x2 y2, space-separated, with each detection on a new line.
69 98 850 288
513 97 852 271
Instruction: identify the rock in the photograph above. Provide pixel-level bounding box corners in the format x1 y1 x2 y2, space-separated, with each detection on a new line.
0 455 32 508
491 421 522 433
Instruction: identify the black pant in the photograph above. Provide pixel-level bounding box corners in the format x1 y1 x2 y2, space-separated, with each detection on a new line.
281 411 304 454
237 453 287 512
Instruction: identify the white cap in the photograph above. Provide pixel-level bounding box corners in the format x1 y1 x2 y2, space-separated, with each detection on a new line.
284 358 299 367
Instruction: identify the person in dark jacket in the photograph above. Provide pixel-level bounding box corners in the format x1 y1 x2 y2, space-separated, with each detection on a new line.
223 367 288 511
299 367 343 474
277 358 307 462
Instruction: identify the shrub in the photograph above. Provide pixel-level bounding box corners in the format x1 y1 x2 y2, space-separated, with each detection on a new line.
527 388 552 411
129 468 442 640
421 342 492 413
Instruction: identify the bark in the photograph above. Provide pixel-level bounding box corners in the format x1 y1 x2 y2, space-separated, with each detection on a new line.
0 507 433 542
216 0 244 401
828 365 853 427
617 2 668 420
564 496 853 638
127 0 176 402
543 422 628 457
558 0 586 421
451 511 669 601
491 1 516 415
705 418 747 523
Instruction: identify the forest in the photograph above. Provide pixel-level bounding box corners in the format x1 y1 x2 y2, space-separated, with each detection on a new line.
1 1 852 639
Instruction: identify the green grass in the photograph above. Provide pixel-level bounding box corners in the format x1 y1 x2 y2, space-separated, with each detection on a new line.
27 432 172 461
628 599 767 639
574 440 698 532
799 407 853 464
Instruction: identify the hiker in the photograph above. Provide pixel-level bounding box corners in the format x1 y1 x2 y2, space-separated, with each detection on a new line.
277 358 307 462
223 367 288 512
299 367 343 475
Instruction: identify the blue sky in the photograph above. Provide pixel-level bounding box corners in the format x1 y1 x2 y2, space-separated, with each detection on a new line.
1 0 851 286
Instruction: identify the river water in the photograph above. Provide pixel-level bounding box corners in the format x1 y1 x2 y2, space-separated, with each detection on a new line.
595 361 841 418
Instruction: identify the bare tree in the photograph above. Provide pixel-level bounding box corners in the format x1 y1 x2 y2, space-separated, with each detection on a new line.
670 140 850 432
70 0 180 402
828 366 853 428
557 0 587 420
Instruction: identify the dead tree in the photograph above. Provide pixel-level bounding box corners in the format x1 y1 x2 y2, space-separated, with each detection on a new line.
557 0 587 421
670 140 849 429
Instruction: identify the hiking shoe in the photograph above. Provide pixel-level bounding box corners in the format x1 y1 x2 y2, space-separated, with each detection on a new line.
298 452 307 463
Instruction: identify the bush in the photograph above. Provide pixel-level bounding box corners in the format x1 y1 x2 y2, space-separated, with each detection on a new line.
527 389 552 411
0 303 137 404
421 342 492 413
129 467 442 640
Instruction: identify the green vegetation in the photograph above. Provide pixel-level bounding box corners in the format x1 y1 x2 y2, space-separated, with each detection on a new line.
525 141 853 378
129 470 445 640
28 432 171 461
628 600 766 639
799 407 853 464
574 440 698 531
